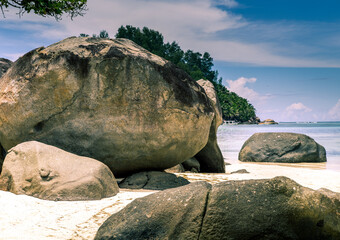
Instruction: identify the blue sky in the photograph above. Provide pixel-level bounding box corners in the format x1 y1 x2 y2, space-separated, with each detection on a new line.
1 0 339 121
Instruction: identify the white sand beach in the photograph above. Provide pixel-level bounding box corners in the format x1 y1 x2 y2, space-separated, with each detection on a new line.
0 163 339 240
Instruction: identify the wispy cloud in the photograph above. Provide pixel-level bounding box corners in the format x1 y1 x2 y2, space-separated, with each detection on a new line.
0 0 339 67
328 99 340 120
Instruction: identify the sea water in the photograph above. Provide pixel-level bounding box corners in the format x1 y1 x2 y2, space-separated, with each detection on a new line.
217 122 340 172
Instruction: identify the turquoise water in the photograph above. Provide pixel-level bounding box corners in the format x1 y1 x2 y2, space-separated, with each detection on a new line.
217 122 340 172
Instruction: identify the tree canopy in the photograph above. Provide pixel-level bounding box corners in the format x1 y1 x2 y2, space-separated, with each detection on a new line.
116 25 257 123
0 0 87 19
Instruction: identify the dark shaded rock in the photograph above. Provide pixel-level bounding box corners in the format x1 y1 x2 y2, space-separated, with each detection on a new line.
118 171 190 190
230 168 249 174
95 181 211 240
239 132 327 163
0 58 12 78
96 177 340 240
195 79 225 173
0 141 119 201
182 157 200 172
0 37 215 177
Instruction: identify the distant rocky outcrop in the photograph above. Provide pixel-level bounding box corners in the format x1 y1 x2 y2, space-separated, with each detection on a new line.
259 118 278 125
118 171 190 190
0 37 217 177
195 79 225 173
95 177 340 240
0 58 12 78
0 141 119 201
239 132 327 163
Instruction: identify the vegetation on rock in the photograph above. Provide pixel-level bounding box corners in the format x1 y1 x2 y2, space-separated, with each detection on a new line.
115 25 257 122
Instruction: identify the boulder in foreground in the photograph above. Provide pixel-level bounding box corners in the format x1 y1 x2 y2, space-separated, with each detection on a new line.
0 141 119 201
95 177 340 240
239 132 326 163
0 37 215 177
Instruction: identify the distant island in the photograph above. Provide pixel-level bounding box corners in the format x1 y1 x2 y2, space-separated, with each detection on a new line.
258 119 278 125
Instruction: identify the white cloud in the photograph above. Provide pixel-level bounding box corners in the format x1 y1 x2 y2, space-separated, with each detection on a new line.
286 102 312 113
328 99 340 120
278 102 313 122
1 0 340 67
226 77 271 104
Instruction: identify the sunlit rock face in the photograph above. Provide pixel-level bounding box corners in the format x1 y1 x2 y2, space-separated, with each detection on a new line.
0 141 119 201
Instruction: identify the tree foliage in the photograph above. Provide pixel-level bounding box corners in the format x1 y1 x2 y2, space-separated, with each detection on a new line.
115 25 257 122
0 0 87 19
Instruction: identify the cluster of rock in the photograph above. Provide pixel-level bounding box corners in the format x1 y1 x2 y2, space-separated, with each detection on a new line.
0 37 225 178
0 37 225 201
259 118 278 125
95 177 340 240
239 132 327 163
243 116 261 124
0 37 336 239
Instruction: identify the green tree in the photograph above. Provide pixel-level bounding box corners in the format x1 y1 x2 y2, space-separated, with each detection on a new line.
99 30 109 38
0 0 87 20
115 25 257 122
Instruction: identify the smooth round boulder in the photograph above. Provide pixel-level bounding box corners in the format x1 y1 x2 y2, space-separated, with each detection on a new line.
239 132 326 163
0 141 119 201
0 37 214 177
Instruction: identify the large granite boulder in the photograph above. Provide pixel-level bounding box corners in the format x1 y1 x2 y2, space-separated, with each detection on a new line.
118 171 190 190
0 58 12 78
96 182 211 240
239 132 326 163
0 141 119 201
95 177 340 240
0 37 215 177
195 79 225 173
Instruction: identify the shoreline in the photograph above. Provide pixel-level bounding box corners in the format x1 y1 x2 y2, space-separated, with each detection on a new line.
176 162 340 193
0 162 339 239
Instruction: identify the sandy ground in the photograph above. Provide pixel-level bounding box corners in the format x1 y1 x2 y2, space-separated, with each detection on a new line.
0 163 339 240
